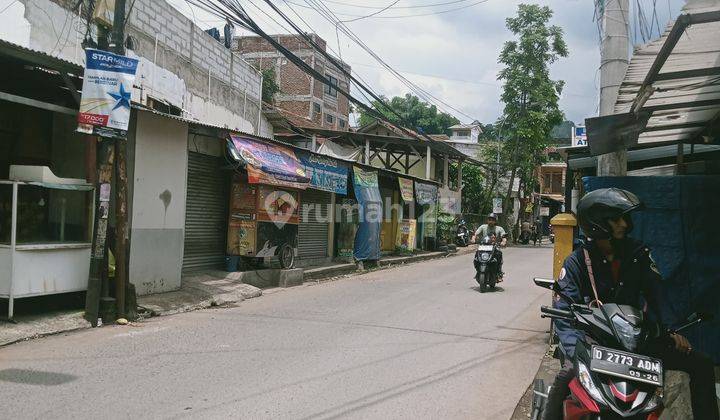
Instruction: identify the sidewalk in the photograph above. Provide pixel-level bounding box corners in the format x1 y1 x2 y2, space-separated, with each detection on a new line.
511 344 720 419
0 246 473 347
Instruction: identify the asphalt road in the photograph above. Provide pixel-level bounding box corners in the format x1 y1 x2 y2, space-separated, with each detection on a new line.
0 246 553 420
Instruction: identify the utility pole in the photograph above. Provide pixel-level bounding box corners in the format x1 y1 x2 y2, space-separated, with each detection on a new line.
597 0 630 175
111 0 131 319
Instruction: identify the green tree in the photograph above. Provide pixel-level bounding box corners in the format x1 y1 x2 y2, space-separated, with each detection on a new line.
448 162 487 215
261 68 280 104
357 94 460 135
496 4 567 234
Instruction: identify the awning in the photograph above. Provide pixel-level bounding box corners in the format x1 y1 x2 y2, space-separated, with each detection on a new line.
227 134 311 190
585 3 720 156
567 144 720 170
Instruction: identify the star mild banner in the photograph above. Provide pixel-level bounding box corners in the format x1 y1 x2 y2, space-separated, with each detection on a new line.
77 49 139 139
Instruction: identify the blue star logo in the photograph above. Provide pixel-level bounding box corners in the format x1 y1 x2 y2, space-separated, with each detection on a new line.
107 83 131 111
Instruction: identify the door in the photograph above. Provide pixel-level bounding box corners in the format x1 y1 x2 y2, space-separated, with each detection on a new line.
298 189 331 260
182 152 228 272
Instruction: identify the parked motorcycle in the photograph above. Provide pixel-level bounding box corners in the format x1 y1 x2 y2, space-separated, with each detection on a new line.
530 277 710 420
456 220 470 247
549 225 555 244
473 235 501 292
519 229 531 245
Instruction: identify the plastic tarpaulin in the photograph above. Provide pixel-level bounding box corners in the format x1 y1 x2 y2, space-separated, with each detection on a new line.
228 135 310 189
352 167 382 261
584 176 720 363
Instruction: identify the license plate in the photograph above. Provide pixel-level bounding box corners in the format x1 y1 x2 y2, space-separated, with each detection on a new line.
477 245 494 251
590 345 663 386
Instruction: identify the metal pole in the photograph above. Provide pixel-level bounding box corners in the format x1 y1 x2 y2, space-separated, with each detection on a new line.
597 0 630 175
425 145 432 180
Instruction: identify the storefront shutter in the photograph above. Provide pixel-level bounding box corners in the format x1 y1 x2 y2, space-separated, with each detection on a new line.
183 152 228 272
298 189 331 259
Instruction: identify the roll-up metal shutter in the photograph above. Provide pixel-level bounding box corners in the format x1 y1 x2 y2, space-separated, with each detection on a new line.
183 152 228 272
298 189 331 259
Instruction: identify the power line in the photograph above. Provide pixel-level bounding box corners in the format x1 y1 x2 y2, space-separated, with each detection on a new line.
285 0 492 20
322 0 477 9
342 0 400 23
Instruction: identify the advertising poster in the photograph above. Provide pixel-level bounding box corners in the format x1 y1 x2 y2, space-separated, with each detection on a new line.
77 49 139 139
297 151 348 195
493 197 503 214
257 185 299 226
255 222 298 258
398 177 414 202
352 167 382 261
540 206 550 216
572 125 587 147
439 186 461 215
229 135 310 189
396 219 417 251
230 179 257 214
227 219 256 256
415 182 437 206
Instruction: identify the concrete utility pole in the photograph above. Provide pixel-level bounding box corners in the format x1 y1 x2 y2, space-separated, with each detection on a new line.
597 0 630 175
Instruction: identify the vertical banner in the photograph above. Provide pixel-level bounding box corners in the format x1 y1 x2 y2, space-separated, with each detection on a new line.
398 177 414 202
77 49 139 139
352 167 382 261
493 197 503 214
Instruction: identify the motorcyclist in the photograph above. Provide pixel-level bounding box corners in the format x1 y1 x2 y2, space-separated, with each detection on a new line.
472 213 507 280
543 188 719 420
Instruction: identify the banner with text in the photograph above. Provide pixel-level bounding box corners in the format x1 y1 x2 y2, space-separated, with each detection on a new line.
77 49 138 139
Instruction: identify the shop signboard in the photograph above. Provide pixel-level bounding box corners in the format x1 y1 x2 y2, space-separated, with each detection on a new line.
352 167 382 261
229 135 310 189
398 177 414 202
415 182 437 206
297 151 348 195
396 219 417 251
77 49 139 139
540 206 550 216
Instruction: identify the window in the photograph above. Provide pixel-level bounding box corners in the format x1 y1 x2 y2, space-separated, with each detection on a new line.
325 113 335 124
324 74 338 98
313 102 321 118
339 119 346 129
455 130 470 137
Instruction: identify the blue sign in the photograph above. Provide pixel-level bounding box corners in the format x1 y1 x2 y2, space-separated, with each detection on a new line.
573 126 587 146
298 152 348 195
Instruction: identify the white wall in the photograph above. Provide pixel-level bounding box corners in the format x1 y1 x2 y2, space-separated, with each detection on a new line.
129 111 188 295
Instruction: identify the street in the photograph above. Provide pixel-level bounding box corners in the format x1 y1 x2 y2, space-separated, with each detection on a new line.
0 247 552 420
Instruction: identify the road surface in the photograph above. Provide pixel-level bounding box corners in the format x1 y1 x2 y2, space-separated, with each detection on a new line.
0 246 553 419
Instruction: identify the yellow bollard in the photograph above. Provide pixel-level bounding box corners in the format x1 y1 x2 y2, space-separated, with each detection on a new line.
550 213 577 280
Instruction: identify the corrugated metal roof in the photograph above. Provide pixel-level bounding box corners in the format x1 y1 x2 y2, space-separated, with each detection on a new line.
0 38 83 74
613 2 720 146
568 144 720 169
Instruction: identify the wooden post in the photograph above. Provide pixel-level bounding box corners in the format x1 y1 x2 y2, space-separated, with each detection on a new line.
425 145 431 180
85 141 114 325
443 155 449 187
114 141 128 318
311 134 317 152
550 213 576 280
365 139 370 164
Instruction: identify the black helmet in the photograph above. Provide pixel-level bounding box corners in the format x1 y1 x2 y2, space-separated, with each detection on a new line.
577 188 643 239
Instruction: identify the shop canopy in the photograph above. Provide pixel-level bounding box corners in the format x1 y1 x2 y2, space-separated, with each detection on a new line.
585 3 720 156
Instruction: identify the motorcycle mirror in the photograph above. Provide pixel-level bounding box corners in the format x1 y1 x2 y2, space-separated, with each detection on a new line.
533 278 555 290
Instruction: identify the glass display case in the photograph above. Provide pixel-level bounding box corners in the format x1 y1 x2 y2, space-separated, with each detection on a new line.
0 168 94 319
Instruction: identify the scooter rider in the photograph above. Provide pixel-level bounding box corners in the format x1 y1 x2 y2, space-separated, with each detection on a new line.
472 213 507 280
543 188 719 420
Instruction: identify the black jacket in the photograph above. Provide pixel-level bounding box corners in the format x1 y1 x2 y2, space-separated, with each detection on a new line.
553 237 663 358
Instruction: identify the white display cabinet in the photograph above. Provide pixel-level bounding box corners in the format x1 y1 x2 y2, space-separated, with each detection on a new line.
0 166 94 319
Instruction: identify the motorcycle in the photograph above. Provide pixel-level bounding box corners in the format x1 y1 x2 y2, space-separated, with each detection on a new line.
519 229 531 245
473 235 501 292
456 220 470 247
549 225 555 244
530 277 710 420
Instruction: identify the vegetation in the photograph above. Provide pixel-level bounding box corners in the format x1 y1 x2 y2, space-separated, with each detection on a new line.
261 68 280 104
495 3 568 232
357 94 460 135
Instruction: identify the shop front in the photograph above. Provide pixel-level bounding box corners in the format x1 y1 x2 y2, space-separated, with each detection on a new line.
415 181 439 251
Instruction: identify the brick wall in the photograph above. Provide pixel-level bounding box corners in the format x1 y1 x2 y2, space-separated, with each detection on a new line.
236 34 351 131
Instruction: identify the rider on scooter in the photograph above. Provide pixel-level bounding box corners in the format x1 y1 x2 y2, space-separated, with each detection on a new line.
472 213 507 281
543 188 719 420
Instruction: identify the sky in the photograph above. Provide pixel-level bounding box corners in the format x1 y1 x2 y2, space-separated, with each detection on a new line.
168 0 686 126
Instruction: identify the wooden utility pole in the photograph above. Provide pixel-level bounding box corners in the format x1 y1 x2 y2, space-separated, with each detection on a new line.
597 0 630 175
111 0 130 319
